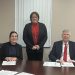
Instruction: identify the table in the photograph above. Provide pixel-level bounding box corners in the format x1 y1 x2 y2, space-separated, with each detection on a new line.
0 60 75 75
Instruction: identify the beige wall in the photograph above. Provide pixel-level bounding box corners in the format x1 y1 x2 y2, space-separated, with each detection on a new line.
1 0 75 60
0 0 15 43
52 0 75 46
0 0 75 45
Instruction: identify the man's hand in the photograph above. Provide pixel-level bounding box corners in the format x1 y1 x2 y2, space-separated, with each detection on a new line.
68 59 75 63
59 57 65 64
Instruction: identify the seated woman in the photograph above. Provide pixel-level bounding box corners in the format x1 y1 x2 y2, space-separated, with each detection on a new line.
1 31 23 61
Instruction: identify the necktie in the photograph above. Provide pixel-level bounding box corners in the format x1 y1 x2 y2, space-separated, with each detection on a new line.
63 44 67 62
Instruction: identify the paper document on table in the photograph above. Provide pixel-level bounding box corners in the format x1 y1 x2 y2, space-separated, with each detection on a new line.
17 72 34 75
0 70 18 75
61 62 74 67
2 61 16 65
43 62 61 67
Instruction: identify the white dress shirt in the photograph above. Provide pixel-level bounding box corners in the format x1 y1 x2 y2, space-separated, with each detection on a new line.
61 42 71 61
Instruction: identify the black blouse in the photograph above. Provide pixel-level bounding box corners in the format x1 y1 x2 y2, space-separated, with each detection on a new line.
1 42 23 60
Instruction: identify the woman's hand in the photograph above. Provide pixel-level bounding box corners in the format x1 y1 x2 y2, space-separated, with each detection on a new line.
35 45 40 50
32 45 40 50
32 46 37 50
5 57 17 61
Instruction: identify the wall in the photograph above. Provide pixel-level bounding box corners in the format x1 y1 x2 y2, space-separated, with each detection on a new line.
0 0 75 60
15 0 51 47
1 0 75 44
52 0 75 46
0 0 15 43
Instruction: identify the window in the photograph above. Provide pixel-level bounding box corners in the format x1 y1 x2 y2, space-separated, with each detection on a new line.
15 0 52 47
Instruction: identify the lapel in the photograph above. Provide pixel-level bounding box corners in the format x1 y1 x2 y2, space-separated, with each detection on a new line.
59 41 63 55
69 41 72 57
29 23 34 43
29 23 32 36
38 22 41 39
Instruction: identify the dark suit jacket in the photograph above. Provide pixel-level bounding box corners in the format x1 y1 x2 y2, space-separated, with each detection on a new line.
1 42 23 60
23 22 47 48
49 41 75 61
23 22 47 60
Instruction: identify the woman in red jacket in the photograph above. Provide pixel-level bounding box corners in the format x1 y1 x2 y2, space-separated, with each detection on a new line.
23 11 47 60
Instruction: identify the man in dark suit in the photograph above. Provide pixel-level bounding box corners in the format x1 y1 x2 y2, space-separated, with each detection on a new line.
23 12 47 60
49 29 75 63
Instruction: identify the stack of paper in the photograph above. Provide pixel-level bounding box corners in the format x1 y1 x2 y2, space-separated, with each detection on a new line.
43 62 61 67
16 72 34 75
0 70 18 75
2 61 16 65
61 62 74 67
0 70 34 75
43 62 74 67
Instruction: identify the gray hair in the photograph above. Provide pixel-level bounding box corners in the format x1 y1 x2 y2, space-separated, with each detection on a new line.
62 29 71 35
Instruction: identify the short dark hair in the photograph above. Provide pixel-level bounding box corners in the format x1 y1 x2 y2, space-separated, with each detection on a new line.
9 31 18 38
30 11 39 21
